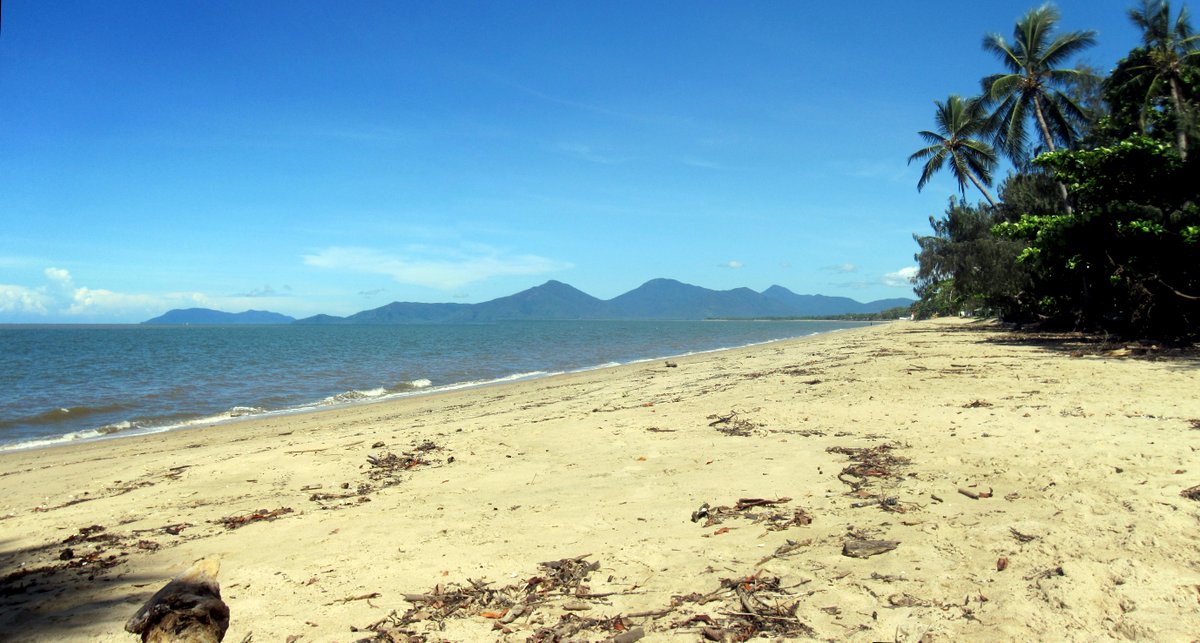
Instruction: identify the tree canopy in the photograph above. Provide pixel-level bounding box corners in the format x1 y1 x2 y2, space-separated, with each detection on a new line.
908 95 999 206
908 1 1200 341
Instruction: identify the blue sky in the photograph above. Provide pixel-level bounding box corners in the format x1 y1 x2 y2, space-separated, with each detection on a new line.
1 1 1142 322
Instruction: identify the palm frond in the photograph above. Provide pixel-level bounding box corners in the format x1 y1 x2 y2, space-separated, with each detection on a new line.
916 150 948 191
982 35 1022 73
1040 31 1098 68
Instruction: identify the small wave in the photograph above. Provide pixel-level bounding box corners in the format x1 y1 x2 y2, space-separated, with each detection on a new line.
318 388 390 406
433 370 554 393
0 402 134 430
572 361 622 373
392 379 432 392
227 406 265 418
96 420 137 435
0 420 144 452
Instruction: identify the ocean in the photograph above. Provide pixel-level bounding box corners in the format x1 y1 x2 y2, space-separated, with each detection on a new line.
0 320 870 451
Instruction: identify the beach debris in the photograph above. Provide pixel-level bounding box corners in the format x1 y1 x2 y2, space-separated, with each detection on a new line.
1181 485 1200 501
997 557 1009 571
364 441 445 486
962 399 993 408
689 498 807 532
528 613 642 642
827 444 910 501
1 521 185 603
842 539 900 558
130 522 192 537
375 555 609 638
670 573 814 640
1009 527 1038 543
125 558 229 643
664 361 678 368
707 411 761 437
755 538 813 566
957 487 993 500
1027 566 1066 580
215 507 293 530
887 593 930 607
339 592 382 604
315 441 450 512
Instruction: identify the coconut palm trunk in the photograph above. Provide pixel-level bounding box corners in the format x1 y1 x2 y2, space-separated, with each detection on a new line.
1169 77 1189 160
1031 95 1074 207
965 171 999 207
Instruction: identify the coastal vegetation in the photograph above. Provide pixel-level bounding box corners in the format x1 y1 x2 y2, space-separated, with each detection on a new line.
910 1 1199 340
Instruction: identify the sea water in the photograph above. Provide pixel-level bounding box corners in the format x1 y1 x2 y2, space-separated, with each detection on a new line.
0 320 870 451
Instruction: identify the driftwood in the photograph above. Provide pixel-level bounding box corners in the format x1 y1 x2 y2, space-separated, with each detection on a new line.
958 487 993 500
1010 527 1038 543
125 558 229 643
842 539 900 558
706 411 761 436
216 507 293 529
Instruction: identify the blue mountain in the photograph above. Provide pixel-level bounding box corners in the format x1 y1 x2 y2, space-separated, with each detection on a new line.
292 279 913 324
142 308 296 325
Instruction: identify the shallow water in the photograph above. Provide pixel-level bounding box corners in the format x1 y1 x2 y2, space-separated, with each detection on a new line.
0 320 870 450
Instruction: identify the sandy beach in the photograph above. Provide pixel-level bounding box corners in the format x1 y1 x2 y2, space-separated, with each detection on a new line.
2 318 1198 642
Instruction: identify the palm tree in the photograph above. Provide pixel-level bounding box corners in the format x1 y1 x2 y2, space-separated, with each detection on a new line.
1124 0 1199 160
981 4 1097 164
909 95 999 207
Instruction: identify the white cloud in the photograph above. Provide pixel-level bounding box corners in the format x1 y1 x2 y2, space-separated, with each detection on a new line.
883 266 919 287
234 285 287 298
0 267 211 321
723 260 744 269
303 245 572 290
66 287 163 316
44 267 73 287
0 284 52 314
823 263 858 273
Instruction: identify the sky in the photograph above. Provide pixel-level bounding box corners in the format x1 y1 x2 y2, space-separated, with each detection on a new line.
1 1 1145 322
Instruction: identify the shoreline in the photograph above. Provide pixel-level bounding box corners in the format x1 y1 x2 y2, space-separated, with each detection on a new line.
2 318 1198 641
0 321 869 454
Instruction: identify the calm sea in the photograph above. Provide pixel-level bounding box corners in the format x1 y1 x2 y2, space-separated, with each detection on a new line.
0 320 869 451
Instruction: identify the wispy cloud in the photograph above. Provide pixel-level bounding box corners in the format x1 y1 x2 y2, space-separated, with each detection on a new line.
822 263 858 273
838 160 909 182
0 267 208 319
303 245 572 290
721 260 744 269
558 143 623 165
830 266 917 291
681 156 725 170
233 285 289 298
883 266 918 287
358 288 386 297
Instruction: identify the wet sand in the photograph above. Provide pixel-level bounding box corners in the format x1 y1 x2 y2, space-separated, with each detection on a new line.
2 318 1199 641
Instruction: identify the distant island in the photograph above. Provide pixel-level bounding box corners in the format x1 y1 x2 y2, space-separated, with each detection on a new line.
142 309 296 325
143 279 913 325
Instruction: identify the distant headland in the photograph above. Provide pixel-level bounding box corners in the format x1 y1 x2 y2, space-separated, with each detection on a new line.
143 278 913 325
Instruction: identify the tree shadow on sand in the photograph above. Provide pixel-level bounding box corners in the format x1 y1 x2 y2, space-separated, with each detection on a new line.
0 532 160 641
900 318 1199 368
982 327 1200 369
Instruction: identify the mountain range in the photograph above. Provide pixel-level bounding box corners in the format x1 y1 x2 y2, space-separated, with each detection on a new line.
143 279 913 325
142 308 297 325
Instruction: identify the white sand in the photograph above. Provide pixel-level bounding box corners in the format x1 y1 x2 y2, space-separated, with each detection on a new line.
2 318 1198 641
